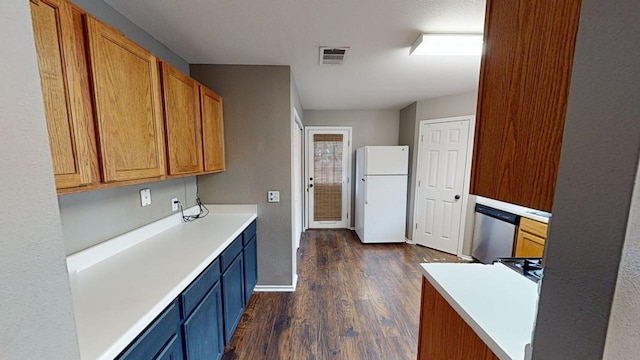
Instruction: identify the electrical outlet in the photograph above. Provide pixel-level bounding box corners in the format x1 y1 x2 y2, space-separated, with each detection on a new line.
140 188 151 207
268 190 280 203
171 197 179 212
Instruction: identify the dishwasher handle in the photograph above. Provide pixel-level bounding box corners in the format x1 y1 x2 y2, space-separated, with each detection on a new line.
475 204 519 224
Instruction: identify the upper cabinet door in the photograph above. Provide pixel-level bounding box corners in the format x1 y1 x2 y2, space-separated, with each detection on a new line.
200 86 226 173
160 62 204 176
30 0 98 189
86 16 165 182
470 0 581 212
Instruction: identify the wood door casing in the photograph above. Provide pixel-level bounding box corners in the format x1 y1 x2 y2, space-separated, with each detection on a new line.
471 0 582 212
86 16 165 182
30 0 98 189
161 62 203 175
200 86 225 173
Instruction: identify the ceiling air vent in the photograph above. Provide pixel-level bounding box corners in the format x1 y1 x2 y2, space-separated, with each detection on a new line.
319 47 350 65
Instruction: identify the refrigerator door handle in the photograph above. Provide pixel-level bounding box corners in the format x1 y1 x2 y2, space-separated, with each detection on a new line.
364 178 368 205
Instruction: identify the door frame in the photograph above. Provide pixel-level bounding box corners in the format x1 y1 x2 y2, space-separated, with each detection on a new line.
304 126 353 229
412 115 476 257
291 108 304 250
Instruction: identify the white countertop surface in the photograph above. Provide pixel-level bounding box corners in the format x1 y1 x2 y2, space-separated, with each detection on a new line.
475 196 552 224
68 205 257 360
420 263 539 360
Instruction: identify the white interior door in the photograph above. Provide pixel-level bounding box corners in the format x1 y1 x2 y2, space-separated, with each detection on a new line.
306 128 351 229
414 119 471 254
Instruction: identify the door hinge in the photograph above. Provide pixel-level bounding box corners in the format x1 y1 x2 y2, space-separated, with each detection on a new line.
421 135 424 142
418 180 421 187
415 223 418 229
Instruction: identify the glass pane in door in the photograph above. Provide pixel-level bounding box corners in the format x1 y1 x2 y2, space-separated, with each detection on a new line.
313 134 343 221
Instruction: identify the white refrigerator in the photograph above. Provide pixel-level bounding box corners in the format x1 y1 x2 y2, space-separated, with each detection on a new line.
355 146 408 243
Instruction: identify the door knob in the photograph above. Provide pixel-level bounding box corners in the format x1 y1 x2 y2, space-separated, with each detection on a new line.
454 194 461 200
309 184 314 188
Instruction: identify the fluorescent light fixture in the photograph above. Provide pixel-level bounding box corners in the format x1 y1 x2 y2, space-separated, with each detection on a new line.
410 33 483 56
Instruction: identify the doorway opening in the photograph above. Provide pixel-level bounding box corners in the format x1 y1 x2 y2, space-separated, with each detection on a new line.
305 127 352 229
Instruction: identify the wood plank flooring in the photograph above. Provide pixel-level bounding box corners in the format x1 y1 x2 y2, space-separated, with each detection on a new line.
223 229 464 360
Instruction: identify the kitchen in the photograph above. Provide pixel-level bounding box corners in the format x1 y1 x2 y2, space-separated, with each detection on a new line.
1 1 639 360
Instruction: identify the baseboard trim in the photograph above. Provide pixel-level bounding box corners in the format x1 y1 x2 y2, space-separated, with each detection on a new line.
254 274 298 292
459 255 474 262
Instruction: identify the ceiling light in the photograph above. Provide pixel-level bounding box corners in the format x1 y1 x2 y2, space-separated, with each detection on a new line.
410 33 483 56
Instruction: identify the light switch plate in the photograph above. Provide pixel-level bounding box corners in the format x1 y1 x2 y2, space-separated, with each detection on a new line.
268 190 280 203
140 188 151 207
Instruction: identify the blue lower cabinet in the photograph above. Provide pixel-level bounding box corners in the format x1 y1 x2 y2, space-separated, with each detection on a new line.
118 301 181 360
156 333 184 360
243 235 258 305
222 254 245 344
182 281 224 360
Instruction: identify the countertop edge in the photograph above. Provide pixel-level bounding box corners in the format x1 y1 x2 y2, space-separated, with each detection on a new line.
475 196 551 224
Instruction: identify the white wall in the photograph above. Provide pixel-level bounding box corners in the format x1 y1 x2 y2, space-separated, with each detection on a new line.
0 1 80 359
402 92 478 255
303 110 400 227
603 154 640 359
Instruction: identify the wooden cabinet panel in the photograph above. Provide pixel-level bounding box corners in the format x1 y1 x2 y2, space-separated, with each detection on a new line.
30 0 98 189
86 16 165 182
160 62 203 176
471 0 582 212
418 279 499 360
519 217 548 238
515 230 545 258
200 86 225 173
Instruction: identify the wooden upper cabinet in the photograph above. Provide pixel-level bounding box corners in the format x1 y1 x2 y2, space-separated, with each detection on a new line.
30 0 99 189
470 0 582 212
160 62 204 175
200 86 226 173
85 16 166 182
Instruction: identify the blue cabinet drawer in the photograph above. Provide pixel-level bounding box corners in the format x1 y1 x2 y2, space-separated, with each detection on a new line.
242 221 256 245
180 258 221 319
220 235 243 270
117 301 180 360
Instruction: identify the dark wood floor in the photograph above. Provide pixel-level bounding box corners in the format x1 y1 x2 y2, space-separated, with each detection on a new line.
223 229 463 360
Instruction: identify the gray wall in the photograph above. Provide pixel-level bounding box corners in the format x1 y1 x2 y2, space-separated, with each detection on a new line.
403 92 478 255
60 0 197 254
532 0 640 358
303 110 401 228
399 102 417 238
71 0 188 73
603 155 640 359
191 65 294 286
0 1 80 358
60 178 197 254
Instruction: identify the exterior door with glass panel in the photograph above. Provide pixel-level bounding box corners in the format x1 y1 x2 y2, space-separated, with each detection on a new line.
306 128 351 229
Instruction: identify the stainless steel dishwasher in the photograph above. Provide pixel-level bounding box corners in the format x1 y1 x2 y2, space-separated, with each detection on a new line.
471 204 520 264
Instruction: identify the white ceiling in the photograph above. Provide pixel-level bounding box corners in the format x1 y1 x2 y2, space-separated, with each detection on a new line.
103 0 486 110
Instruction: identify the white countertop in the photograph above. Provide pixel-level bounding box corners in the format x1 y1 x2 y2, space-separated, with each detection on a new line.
68 204 257 360
475 196 552 224
420 263 539 360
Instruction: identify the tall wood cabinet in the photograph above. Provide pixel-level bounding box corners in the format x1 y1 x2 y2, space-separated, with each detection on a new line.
86 16 166 182
471 0 582 212
30 0 99 189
